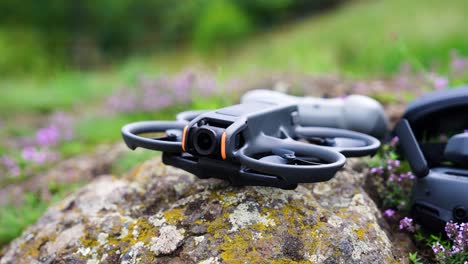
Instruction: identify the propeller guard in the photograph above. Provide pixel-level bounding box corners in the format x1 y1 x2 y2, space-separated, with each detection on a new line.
121 102 380 189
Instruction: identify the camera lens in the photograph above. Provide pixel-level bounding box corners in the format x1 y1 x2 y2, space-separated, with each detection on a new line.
453 206 466 220
193 127 218 155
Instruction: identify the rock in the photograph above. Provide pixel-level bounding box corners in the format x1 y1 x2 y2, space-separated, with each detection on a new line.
0 157 411 263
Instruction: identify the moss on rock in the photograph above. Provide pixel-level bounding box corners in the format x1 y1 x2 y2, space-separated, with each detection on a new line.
0 157 412 263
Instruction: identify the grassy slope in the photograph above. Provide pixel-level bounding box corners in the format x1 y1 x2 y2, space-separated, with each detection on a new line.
191 0 468 76
1 0 467 115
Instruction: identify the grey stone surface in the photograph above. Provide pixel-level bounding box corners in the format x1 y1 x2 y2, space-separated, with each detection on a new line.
0 157 411 263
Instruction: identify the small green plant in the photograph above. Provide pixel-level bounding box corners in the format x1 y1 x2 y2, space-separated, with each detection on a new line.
0 182 83 247
0 193 48 246
367 138 414 210
409 252 423 264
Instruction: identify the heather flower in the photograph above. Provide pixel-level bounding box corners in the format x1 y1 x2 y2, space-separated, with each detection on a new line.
432 241 446 258
21 147 58 165
399 217 415 232
445 221 459 238
49 111 74 140
36 125 60 146
1 155 20 177
352 82 368 93
370 166 384 175
435 221 468 258
450 50 468 76
429 73 449 90
172 72 194 103
106 88 138 113
196 75 218 96
383 209 395 218
390 136 399 145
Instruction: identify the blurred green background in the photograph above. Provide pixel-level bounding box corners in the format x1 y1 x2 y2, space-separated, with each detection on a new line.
1 0 468 250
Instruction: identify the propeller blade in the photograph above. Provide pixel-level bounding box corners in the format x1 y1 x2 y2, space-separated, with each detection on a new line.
152 129 182 142
272 148 324 165
293 157 324 165
259 155 288 164
332 137 366 148
272 148 295 159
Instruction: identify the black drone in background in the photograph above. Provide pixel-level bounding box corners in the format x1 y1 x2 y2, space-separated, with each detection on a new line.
395 86 468 231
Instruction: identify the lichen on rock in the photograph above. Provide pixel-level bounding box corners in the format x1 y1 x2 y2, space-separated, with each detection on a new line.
0 157 412 263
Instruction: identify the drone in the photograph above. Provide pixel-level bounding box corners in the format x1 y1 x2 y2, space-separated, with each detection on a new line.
122 101 380 189
395 86 468 231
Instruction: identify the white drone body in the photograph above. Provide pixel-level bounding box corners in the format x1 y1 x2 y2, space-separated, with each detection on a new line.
241 89 388 138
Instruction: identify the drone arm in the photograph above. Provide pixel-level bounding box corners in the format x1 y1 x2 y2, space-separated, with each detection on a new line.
121 121 186 153
295 126 380 157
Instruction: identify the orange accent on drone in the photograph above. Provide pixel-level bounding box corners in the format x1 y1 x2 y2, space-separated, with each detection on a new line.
181 125 188 152
221 132 227 160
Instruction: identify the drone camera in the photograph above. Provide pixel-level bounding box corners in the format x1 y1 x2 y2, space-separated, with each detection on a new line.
453 206 467 221
189 124 226 157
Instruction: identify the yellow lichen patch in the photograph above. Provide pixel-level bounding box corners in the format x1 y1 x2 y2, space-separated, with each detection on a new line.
219 232 263 263
79 218 159 259
128 164 144 181
302 221 328 255
261 207 280 226
163 208 185 225
19 233 57 263
353 228 366 241
213 190 239 208
271 259 313 264
206 214 228 239
249 222 270 232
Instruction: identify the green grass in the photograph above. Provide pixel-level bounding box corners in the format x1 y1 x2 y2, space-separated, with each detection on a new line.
111 150 158 175
214 0 468 76
2 0 467 117
0 58 159 116
0 182 83 247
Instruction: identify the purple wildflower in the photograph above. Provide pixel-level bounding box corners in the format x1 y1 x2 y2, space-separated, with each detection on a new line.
390 136 399 145
432 241 446 257
21 147 58 165
437 221 468 257
450 50 468 76
399 217 415 232
1 155 20 177
36 125 60 146
49 111 75 140
172 72 195 103
196 75 218 97
352 82 369 93
429 74 449 90
445 221 459 239
370 166 384 175
383 209 395 218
